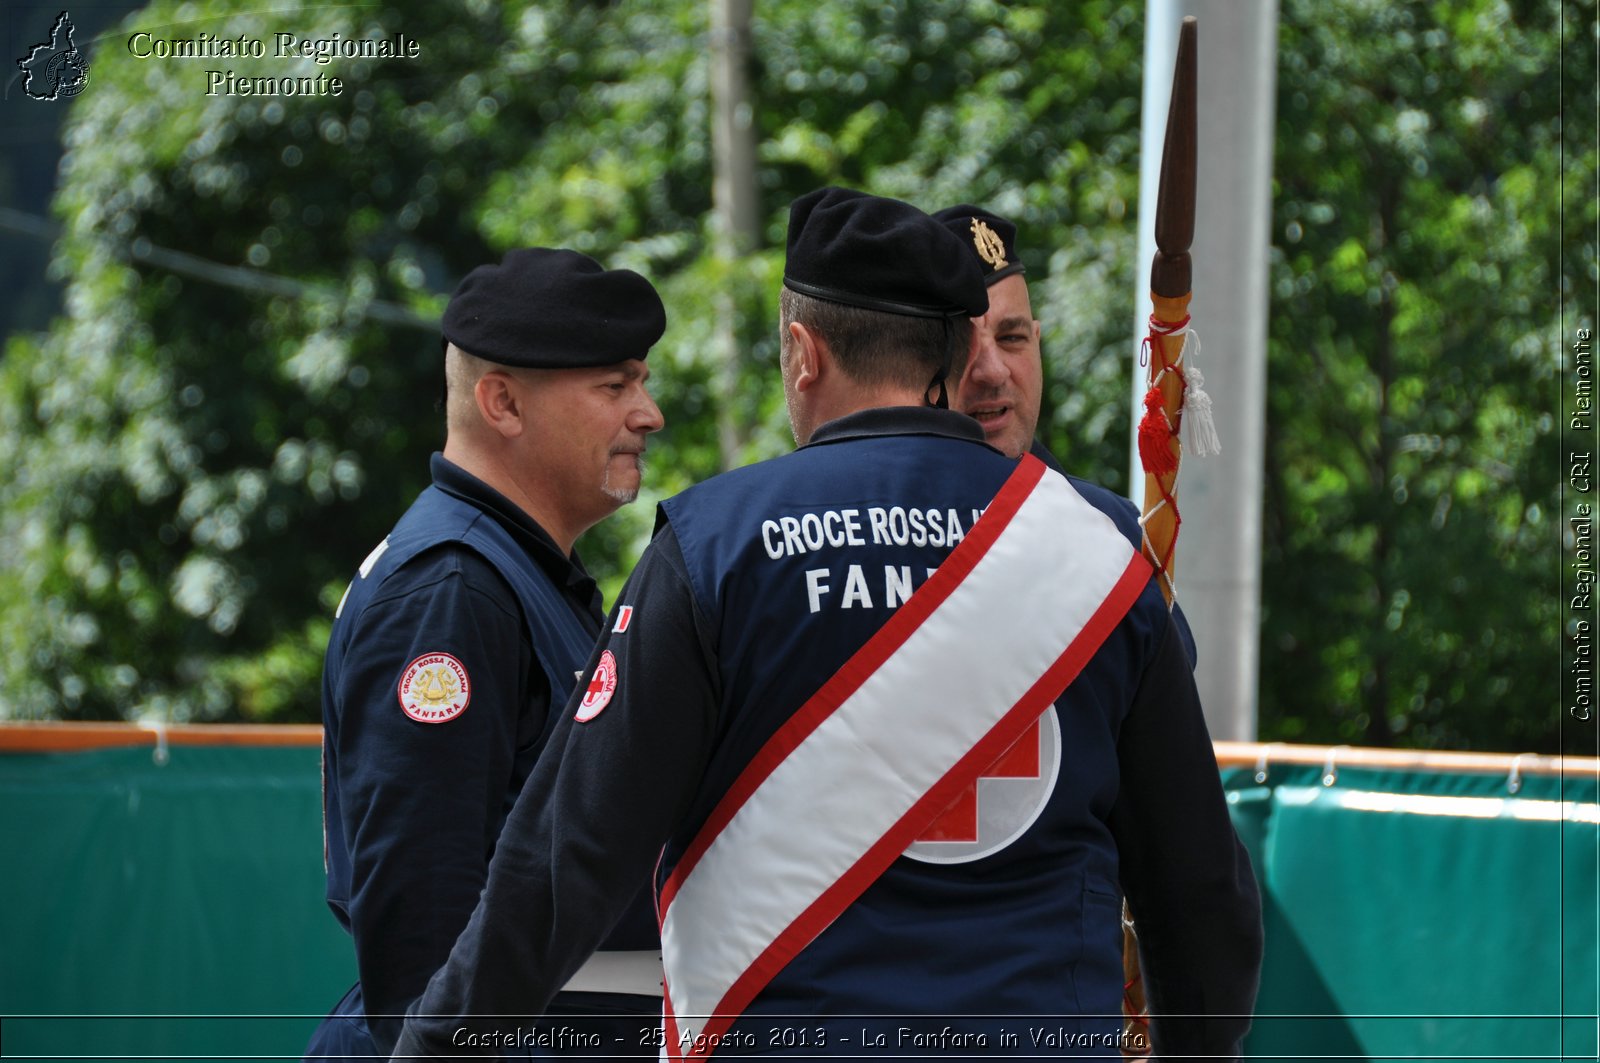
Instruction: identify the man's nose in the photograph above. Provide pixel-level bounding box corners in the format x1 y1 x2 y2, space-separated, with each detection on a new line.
963 335 1008 389
631 388 665 435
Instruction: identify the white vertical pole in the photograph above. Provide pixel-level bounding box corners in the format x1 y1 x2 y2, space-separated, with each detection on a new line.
711 0 758 470
1133 0 1278 742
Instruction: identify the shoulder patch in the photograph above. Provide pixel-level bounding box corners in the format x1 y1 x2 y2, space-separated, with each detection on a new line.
397 652 472 723
613 605 634 633
575 650 618 722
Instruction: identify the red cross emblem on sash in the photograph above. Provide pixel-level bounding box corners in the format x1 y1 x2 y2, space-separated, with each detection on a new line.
917 720 1042 843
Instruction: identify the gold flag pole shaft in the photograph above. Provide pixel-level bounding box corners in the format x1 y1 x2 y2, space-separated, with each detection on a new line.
1123 16 1197 1057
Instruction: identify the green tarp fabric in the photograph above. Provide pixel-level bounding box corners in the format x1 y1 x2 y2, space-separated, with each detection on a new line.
1227 762 1599 1062
1 744 352 1060
1 742 1596 1061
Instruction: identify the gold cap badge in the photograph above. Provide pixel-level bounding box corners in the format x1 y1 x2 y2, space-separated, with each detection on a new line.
970 218 1008 271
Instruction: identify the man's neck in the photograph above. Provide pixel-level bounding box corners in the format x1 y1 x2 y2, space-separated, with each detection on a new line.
442 438 585 555
797 385 930 445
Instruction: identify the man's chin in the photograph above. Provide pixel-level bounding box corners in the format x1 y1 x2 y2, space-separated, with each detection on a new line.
602 454 645 504
981 427 1027 460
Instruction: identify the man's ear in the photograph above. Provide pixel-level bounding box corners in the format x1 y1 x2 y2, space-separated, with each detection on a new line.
787 321 829 394
474 370 528 438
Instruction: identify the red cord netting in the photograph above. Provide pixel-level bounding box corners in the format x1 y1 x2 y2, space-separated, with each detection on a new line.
1136 313 1190 585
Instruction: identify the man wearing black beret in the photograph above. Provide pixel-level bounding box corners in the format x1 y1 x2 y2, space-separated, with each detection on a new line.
931 205 1259 1053
393 189 1255 1061
308 248 667 1061
935 205 1206 664
930 205 1039 459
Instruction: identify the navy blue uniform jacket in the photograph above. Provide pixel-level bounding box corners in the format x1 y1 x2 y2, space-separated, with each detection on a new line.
394 411 1261 1059
309 455 656 1058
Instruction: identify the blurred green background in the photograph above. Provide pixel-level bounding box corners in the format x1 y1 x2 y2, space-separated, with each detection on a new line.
1 0 1594 751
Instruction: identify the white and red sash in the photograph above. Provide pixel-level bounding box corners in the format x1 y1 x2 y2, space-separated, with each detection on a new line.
657 456 1152 1059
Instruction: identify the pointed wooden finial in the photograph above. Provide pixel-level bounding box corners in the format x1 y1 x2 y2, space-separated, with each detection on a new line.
1150 16 1197 298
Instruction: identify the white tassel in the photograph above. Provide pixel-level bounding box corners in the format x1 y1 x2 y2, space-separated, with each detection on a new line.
1182 363 1221 457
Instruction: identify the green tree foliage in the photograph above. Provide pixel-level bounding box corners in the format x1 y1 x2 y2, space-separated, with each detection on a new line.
0 0 1144 722
1259 0 1588 750
0 0 1580 751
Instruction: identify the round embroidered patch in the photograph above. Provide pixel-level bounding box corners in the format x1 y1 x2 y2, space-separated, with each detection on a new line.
397 652 472 724
575 650 618 722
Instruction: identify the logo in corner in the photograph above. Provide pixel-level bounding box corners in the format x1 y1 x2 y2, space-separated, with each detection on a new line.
16 12 90 102
397 652 471 724
575 650 618 722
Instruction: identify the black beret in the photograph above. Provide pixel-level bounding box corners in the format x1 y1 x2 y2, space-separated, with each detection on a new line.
783 187 988 319
932 204 1026 286
441 248 665 369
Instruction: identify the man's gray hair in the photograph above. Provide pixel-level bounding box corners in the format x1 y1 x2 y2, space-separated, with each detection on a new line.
443 343 508 431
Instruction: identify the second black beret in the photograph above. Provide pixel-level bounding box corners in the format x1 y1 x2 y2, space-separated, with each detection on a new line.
932 204 1026 286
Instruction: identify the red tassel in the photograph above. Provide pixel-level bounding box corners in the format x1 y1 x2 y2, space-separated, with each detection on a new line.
1137 387 1178 475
